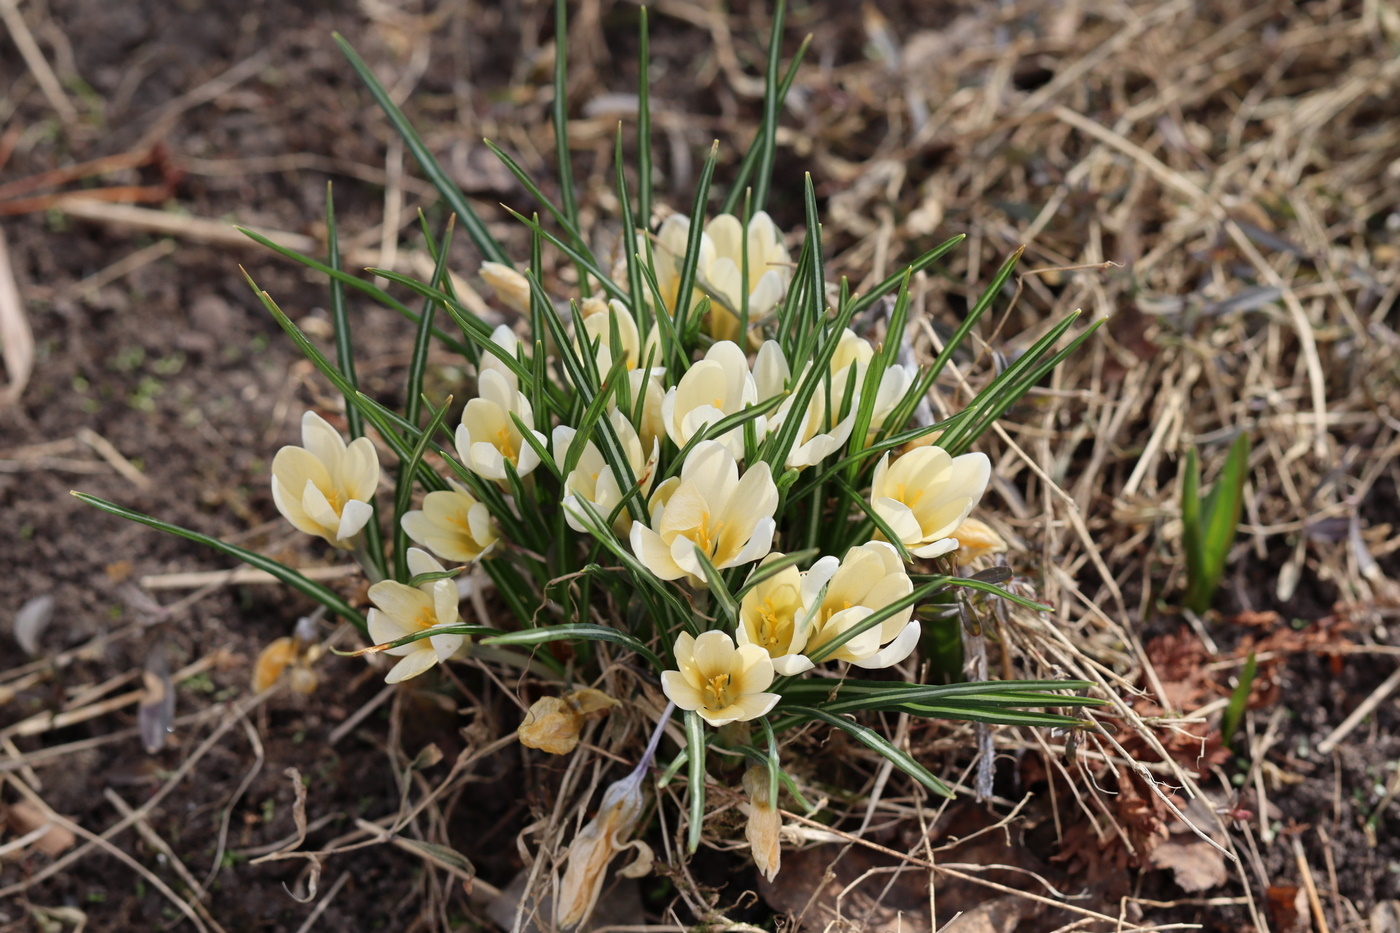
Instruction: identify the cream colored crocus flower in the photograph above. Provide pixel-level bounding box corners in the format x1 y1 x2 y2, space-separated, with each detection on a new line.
401 481 499 564
648 212 792 342
366 548 465 683
479 261 532 314
870 447 991 559
271 411 380 549
799 541 918 669
737 556 814 675
742 766 782 882
629 441 778 585
455 369 546 481
660 341 762 458
553 409 658 535
662 631 780 727
752 340 856 469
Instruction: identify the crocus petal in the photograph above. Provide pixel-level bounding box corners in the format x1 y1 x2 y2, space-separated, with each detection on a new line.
850 620 922 670
385 649 440 684
660 670 703 710
336 497 373 542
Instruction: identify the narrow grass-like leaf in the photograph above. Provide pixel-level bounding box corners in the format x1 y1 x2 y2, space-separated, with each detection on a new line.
692 547 739 622
1185 433 1250 614
236 228 473 359
685 710 707 852
392 396 452 581
349 623 505 655
719 32 812 216
324 186 388 581
551 0 585 293
636 6 653 228
946 575 1053 612
785 704 953 797
750 0 788 215
833 476 913 563
671 141 721 339
848 234 967 318
501 207 628 303
1221 652 1256 746
333 34 506 263
75 492 367 633
481 624 663 671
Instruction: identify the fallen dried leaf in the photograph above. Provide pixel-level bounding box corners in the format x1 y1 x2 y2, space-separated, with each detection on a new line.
5 801 77 857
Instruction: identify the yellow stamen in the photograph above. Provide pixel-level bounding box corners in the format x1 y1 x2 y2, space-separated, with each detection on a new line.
702 672 732 709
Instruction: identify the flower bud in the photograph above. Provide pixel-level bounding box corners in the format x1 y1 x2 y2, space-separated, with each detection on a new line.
479 261 532 314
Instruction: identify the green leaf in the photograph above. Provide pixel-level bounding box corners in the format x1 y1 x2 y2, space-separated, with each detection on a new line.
353 623 505 655
692 546 739 622
392 396 453 582
685 710 708 852
74 492 367 634
1221 652 1256 746
847 235 967 319
636 6 653 228
750 0 788 215
1185 433 1250 614
235 227 472 359
480 624 663 671
671 141 721 339
805 577 950 665
333 34 506 264
784 705 953 797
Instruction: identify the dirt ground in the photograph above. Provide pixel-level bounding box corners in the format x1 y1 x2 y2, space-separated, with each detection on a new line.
2 0 1399 931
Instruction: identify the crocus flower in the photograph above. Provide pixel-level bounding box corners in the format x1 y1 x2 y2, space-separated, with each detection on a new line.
366 548 465 683
870 447 991 559
553 409 658 535
271 411 380 549
627 370 666 455
479 261 532 314
661 631 780 727
400 481 499 564
799 541 918 669
660 341 762 459
629 441 777 586
737 556 814 675
455 369 546 481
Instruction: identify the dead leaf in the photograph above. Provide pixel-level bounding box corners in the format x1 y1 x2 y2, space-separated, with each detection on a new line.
5 801 77 857
1148 837 1228 892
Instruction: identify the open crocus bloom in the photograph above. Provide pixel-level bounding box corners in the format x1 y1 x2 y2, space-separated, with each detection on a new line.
660 341 761 459
366 548 466 683
661 631 780 727
799 541 918 669
400 481 499 563
737 556 815 675
629 441 777 586
554 409 658 535
455 368 546 481
271 411 380 549
870 447 991 559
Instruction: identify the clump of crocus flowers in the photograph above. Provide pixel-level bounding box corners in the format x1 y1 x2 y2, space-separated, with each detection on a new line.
260 208 1046 929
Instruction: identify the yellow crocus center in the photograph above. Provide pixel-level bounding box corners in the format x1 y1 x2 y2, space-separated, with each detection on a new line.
894 482 923 506
494 426 515 457
692 515 723 557
755 601 790 650
701 672 732 710
413 606 438 631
